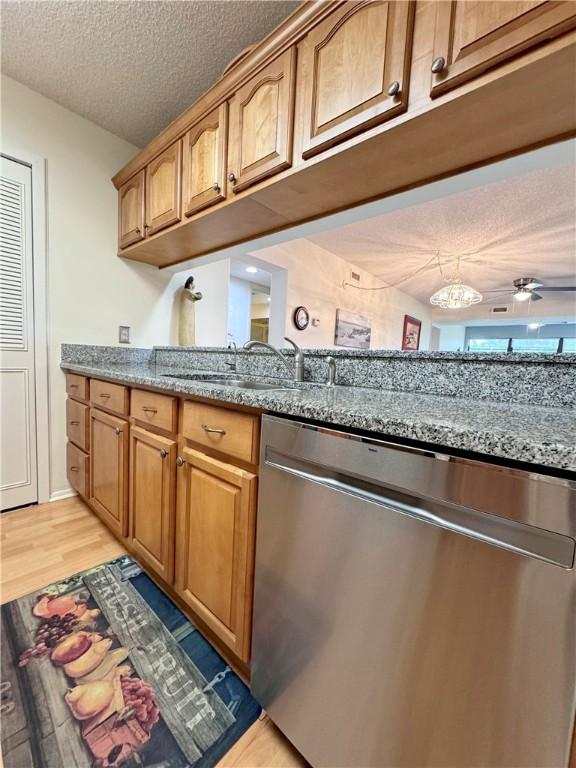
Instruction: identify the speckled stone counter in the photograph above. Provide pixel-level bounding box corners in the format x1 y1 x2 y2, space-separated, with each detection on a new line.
61 350 576 473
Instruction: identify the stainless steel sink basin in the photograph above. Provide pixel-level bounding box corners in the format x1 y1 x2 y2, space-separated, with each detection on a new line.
161 373 295 391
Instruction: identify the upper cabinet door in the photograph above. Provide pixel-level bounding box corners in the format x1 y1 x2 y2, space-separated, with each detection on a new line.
145 141 182 235
430 1 576 96
118 170 145 249
182 104 227 217
300 1 414 159
228 47 296 194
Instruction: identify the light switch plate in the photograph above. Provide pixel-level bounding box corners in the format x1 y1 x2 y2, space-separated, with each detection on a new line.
119 325 131 344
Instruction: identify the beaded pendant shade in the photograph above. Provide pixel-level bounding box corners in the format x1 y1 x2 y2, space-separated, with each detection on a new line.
430 279 483 309
429 253 483 309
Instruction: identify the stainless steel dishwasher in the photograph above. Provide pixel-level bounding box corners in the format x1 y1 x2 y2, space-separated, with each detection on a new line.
251 415 576 768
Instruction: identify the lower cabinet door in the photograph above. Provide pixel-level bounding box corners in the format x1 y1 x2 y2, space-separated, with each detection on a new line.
130 426 177 584
175 446 257 661
89 408 129 537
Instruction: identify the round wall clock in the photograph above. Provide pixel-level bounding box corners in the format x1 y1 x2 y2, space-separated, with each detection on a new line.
293 306 310 331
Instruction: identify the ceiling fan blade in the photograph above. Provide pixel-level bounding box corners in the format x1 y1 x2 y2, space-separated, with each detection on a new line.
537 286 576 291
482 289 513 294
531 292 543 301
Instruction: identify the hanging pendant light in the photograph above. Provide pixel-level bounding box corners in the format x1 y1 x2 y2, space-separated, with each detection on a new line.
429 254 483 309
430 279 483 309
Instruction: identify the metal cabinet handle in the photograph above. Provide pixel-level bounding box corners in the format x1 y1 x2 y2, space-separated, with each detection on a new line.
99 393 111 399
202 424 226 435
69 466 79 472
228 173 236 183
144 223 150 230
142 406 157 414
70 420 80 426
69 383 78 389
431 56 446 74
160 449 168 458
135 227 141 234
115 427 123 435
176 456 185 467
387 80 401 96
212 183 221 192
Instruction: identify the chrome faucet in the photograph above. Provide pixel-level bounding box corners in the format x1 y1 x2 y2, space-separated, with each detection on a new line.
243 337 304 382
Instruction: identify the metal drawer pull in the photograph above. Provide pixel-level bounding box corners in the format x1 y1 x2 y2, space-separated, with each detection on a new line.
69 383 78 389
115 427 123 435
142 406 158 414
202 424 226 435
69 466 79 472
99 393 111 399
70 420 80 426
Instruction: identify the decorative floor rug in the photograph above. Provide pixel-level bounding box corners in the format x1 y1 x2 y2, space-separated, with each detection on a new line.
0 556 261 767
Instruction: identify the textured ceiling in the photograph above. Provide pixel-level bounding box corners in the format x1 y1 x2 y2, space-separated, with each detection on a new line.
306 162 576 305
1 0 301 147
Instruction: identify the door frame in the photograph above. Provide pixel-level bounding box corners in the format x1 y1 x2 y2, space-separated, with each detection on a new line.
1 149 50 504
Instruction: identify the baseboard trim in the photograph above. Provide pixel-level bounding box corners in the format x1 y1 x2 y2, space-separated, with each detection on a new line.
49 489 78 503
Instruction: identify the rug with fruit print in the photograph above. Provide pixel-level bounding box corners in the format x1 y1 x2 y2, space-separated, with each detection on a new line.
0 555 261 768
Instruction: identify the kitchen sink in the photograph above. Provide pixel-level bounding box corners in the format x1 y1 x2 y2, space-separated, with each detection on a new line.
161 373 295 391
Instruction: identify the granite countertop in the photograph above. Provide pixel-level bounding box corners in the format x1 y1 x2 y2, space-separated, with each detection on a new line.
61 360 576 473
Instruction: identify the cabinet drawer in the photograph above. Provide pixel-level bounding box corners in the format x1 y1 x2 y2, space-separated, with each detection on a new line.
66 398 90 451
90 379 129 415
131 389 177 433
66 373 89 401
67 442 89 497
182 401 260 464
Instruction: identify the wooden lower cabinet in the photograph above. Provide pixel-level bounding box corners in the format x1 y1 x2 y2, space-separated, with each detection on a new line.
89 408 129 538
129 426 177 584
67 442 89 498
175 446 257 662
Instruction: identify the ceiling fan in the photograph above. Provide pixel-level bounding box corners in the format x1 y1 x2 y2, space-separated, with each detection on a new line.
484 277 576 303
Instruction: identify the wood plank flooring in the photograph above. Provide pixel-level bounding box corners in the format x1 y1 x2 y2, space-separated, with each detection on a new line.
0 496 308 768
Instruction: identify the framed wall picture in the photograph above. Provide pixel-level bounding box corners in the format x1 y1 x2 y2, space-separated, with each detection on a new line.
402 315 422 350
335 309 371 349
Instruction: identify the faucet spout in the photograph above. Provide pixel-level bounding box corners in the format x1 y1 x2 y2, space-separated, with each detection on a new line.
243 339 304 382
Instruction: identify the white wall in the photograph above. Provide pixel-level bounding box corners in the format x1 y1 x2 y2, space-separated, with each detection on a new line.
250 239 432 350
228 277 251 346
437 326 467 352
1 76 182 498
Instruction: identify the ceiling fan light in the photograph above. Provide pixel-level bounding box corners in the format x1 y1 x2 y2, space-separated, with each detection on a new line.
430 281 483 309
513 289 533 302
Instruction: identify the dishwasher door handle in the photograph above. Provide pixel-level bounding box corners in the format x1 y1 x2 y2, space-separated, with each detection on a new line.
265 449 575 569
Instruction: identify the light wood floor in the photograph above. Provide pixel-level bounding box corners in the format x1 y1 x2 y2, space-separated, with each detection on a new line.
0 496 308 768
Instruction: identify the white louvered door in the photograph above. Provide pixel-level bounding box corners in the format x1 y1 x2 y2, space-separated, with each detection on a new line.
0 157 38 510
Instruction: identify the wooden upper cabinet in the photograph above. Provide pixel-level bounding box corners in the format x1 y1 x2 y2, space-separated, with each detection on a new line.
145 141 182 235
182 104 228 216
430 0 576 96
300 0 414 159
228 47 296 194
118 170 145 249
